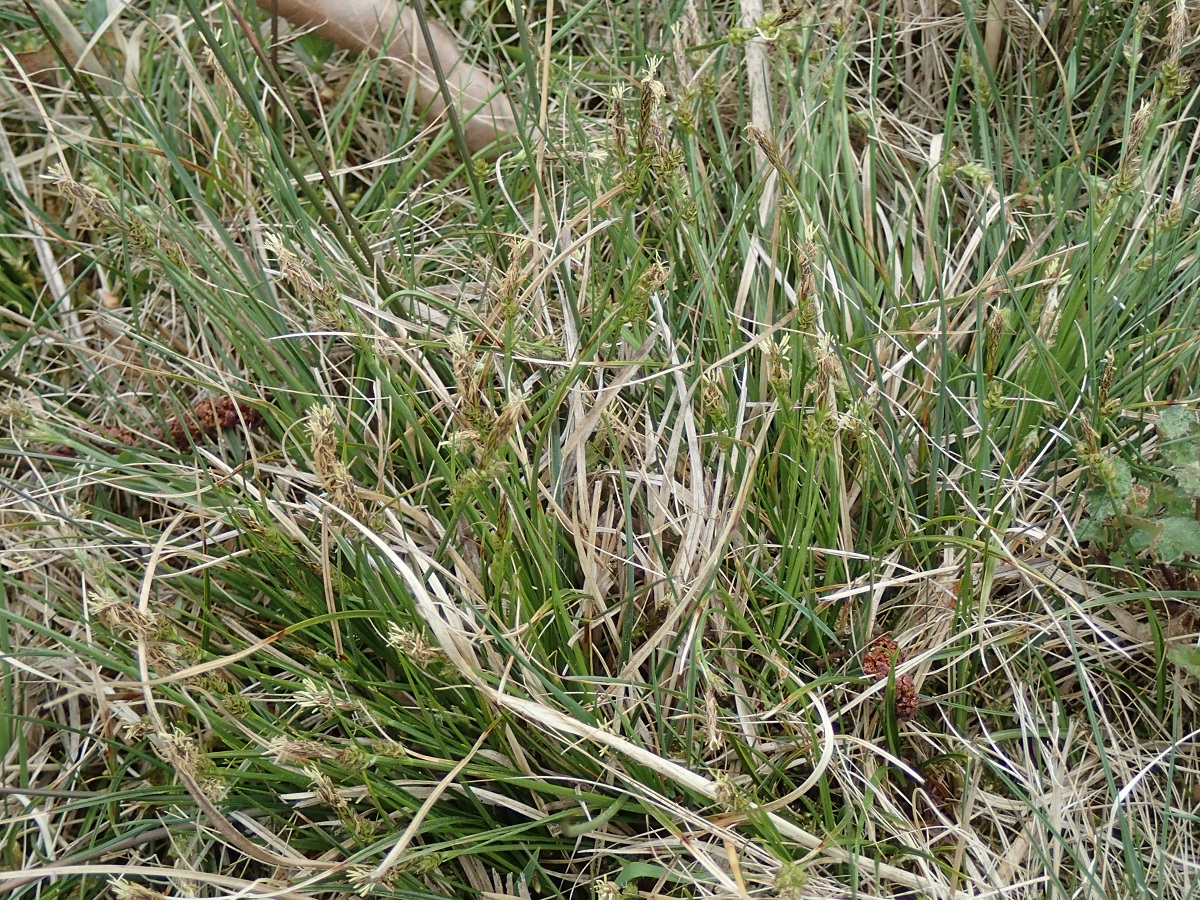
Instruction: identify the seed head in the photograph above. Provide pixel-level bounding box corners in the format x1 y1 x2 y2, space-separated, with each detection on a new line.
110 879 167 900
1098 349 1115 408
745 124 798 193
985 309 1004 375
637 60 666 152
385 622 443 665
609 84 630 159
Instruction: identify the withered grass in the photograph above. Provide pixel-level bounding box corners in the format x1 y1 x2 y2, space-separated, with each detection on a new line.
1 2 1199 900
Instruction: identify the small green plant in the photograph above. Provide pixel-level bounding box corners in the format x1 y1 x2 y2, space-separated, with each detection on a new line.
1079 405 1200 565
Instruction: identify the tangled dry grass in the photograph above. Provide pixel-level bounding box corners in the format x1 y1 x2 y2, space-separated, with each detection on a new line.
1 1 1199 899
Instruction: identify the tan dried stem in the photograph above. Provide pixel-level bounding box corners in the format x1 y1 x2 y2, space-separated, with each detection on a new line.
258 0 516 155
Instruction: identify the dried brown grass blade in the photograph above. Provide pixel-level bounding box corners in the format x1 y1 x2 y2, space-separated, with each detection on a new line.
258 0 516 154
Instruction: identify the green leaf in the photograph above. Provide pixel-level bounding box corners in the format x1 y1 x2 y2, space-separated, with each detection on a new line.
1128 526 1156 555
1086 487 1118 521
1169 646 1200 679
1153 516 1200 564
1109 457 1133 499
1160 407 1200 468
1076 516 1109 544
83 0 109 29
616 863 697 887
1163 440 1199 468
295 33 336 66
1159 405 1196 441
1175 462 1200 499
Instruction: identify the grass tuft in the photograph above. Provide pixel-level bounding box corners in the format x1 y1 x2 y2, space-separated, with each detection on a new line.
2 1 1200 899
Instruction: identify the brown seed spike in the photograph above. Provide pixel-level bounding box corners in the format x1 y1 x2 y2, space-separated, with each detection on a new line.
47 397 264 458
193 400 219 434
166 418 192 450
102 426 142 447
862 635 901 679
894 674 920 719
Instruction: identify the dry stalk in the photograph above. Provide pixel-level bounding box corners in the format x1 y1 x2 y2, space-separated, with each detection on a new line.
258 0 516 154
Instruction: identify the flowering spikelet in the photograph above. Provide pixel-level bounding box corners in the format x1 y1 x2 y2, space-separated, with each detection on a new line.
45 164 116 219
448 330 480 411
110 879 167 900
1160 0 1192 99
985 308 1004 375
745 124 799 194
486 388 527 453
643 259 670 293
307 763 376 842
307 406 339 479
700 370 725 424
306 406 368 521
629 260 670 319
266 234 323 301
267 737 343 766
307 765 351 818
46 167 187 266
201 46 258 142
637 58 665 153
763 336 790 396
609 84 630 159
1127 100 1153 156
440 427 480 457
348 866 395 894
448 330 488 444
776 5 804 26
492 240 529 313
92 591 161 637
704 688 724 753
645 120 673 168
672 24 691 96
293 677 355 715
264 233 341 326
385 622 443 665
1098 349 1116 409
1115 101 1155 195
816 341 841 408
1079 415 1102 457
156 727 225 797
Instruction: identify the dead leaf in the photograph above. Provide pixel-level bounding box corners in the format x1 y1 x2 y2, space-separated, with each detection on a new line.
257 0 517 155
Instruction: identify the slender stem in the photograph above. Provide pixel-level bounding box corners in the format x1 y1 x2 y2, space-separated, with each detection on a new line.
183 0 395 298
408 0 487 220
